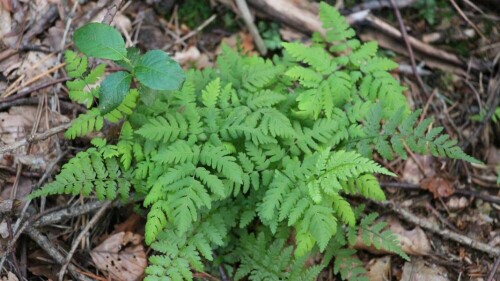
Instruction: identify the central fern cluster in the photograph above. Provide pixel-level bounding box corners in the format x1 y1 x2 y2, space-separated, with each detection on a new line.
30 3 478 280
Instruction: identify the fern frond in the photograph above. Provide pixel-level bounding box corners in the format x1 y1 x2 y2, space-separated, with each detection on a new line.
311 150 396 194
349 41 378 67
246 90 287 109
282 42 333 75
201 78 220 108
29 147 127 201
64 108 104 139
117 121 133 170
257 108 295 138
361 58 398 73
319 2 355 43
147 206 237 280
290 116 348 155
221 108 278 145
356 213 410 260
301 205 337 251
200 144 243 184
258 171 292 221
194 167 226 197
243 58 282 91
104 89 139 123
64 50 87 78
333 249 368 281
234 233 322 281
285 66 323 88
145 201 168 245
153 141 200 165
66 79 98 108
137 112 188 143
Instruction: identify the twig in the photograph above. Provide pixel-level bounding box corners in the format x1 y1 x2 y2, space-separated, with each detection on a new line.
21 4 59 44
0 122 70 155
374 200 500 256
102 0 124 25
0 151 68 271
487 255 500 281
213 252 231 281
34 200 115 227
178 15 217 43
464 71 500 149
449 0 486 40
388 0 430 99
235 0 267 55
59 0 80 53
347 0 416 13
3 63 66 98
0 96 85 112
163 14 217 50
58 201 112 281
1 77 70 103
25 226 94 281
1 199 120 273
380 181 500 205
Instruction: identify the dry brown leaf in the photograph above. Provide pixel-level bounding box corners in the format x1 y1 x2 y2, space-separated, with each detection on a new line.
0 220 8 239
420 177 454 198
0 106 69 168
401 258 449 281
174 46 213 69
0 272 18 281
90 231 147 281
16 47 58 80
487 147 500 166
0 3 16 48
0 0 12 12
28 249 60 280
44 21 65 51
1 178 35 211
446 196 469 210
488 234 500 247
366 256 391 281
387 217 431 256
402 155 434 184
113 213 143 234
217 32 256 55
92 10 132 33
279 27 307 42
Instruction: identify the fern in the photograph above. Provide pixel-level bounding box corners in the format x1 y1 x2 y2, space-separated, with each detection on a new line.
29 144 130 201
234 233 323 281
64 51 105 108
64 108 104 139
355 213 410 260
31 3 480 281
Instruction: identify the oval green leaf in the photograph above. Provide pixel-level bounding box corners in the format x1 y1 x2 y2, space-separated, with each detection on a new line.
99 71 132 114
134 50 185 90
74 23 127 61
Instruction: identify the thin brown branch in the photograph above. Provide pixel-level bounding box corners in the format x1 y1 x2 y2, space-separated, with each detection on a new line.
380 181 500 205
0 77 70 103
25 226 94 281
374 200 500 256
388 0 430 99
487 255 500 281
102 0 124 25
235 0 267 55
34 200 113 227
58 201 112 281
0 122 71 155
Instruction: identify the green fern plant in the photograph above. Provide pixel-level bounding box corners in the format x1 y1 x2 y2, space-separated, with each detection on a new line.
30 3 479 281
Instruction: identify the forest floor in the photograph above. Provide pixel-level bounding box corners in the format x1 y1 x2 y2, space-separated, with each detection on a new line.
0 0 500 280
